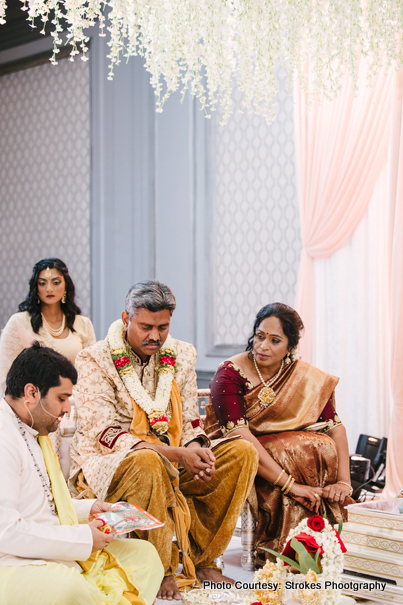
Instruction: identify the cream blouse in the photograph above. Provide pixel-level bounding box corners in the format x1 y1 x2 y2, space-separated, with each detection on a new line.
0 311 96 385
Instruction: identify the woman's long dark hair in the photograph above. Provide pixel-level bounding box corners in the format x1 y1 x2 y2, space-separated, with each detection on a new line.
246 303 304 352
18 258 81 334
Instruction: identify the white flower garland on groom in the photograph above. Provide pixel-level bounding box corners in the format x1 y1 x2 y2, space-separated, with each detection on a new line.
108 319 177 435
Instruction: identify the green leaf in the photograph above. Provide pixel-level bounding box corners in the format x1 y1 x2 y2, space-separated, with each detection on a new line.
261 547 301 571
338 519 343 535
290 538 321 575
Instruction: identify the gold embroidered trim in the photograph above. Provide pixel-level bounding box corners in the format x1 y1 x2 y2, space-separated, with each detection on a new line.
220 417 248 437
319 415 343 434
99 426 128 448
218 361 253 390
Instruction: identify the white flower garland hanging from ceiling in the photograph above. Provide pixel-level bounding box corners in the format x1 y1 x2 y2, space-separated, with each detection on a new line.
1 0 402 123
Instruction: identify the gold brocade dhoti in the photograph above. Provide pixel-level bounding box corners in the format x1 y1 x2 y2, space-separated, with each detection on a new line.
106 439 259 575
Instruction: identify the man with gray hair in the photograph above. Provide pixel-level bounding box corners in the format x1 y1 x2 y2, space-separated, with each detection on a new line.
69 280 258 600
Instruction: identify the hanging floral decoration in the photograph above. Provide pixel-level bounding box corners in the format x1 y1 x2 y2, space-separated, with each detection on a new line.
1 0 402 123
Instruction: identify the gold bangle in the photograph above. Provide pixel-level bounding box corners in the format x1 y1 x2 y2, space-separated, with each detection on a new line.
337 481 353 496
281 475 292 492
284 477 295 495
273 469 285 486
337 481 354 496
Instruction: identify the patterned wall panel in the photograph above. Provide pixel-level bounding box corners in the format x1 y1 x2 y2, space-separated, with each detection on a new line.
0 57 91 330
210 69 301 349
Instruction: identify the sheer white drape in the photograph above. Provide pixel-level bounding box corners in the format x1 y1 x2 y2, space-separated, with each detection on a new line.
383 70 403 497
312 163 392 452
296 69 403 496
293 63 393 363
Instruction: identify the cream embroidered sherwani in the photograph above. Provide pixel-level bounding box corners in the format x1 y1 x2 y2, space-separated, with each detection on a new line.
69 331 259 576
69 336 206 501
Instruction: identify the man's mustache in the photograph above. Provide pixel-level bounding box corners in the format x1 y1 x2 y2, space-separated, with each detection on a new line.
142 339 163 347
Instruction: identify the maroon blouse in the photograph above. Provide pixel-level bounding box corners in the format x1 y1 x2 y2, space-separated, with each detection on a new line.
210 361 341 435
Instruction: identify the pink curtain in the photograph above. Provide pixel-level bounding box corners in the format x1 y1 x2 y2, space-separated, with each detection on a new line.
294 66 393 362
383 70 403 497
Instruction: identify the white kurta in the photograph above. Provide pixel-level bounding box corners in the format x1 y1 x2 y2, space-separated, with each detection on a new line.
0 399 94 570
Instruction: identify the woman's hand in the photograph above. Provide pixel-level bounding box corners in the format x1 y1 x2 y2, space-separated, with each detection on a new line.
288 483 323 513
323 482 351 505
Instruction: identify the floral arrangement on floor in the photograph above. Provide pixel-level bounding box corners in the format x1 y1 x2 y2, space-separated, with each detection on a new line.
108 319 176 435
182 515 346 605
256 514 347 605
1 0 402 123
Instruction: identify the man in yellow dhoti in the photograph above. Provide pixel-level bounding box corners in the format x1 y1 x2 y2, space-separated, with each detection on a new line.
0 343 163 605
69 280 259 600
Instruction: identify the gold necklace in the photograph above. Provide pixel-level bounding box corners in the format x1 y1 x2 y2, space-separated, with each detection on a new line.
41 313 66 337
252 353 284 407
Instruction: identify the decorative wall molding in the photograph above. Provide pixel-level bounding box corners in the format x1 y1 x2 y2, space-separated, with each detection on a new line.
205 69 301 355
0 53 91 328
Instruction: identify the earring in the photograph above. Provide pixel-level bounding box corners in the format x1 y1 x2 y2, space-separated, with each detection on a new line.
289 347 299 362
62 292 66 304
37 297 40 304
284 351 292 365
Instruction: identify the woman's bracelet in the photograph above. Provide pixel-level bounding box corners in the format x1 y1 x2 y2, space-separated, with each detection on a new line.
273 469 285 486
281 475 292 492
337 481 353 496
284 477 295 495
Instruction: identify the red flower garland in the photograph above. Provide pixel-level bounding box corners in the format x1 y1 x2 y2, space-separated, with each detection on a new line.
159 355 176 366
150 416 169 427
114 356 131 369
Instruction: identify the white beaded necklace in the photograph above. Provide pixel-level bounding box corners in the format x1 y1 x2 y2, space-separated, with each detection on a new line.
41 313 66 338
11 408 57 516
252 353 284 407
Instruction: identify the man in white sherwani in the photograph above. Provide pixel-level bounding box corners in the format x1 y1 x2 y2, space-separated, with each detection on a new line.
0 342 163 605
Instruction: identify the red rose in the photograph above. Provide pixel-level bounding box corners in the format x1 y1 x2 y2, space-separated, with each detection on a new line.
282 532 324 565
250 602 263 605
332 528 347 553
307 515 325 532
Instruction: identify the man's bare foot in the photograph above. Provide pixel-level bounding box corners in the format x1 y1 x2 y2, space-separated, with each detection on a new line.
196 568 234 587
157 575 182 601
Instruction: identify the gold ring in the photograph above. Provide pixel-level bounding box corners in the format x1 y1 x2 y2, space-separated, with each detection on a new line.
314 494 319 499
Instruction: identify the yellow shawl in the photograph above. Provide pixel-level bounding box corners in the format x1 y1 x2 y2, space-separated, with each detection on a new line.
38 436 146 605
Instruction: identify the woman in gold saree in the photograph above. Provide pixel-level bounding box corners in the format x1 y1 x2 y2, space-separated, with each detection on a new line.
208 303 353 564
